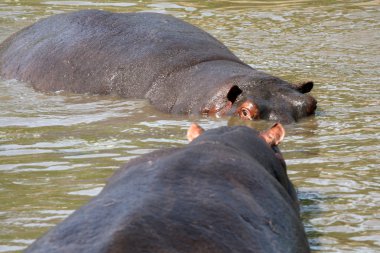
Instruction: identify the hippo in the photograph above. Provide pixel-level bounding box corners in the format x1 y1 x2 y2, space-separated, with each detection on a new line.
25 123 310 253
0 10 317 123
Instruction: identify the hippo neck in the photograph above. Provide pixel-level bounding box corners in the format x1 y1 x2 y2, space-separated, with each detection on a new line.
145 59 254 114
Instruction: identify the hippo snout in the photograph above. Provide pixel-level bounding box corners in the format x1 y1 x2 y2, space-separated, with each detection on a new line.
229 80 317 123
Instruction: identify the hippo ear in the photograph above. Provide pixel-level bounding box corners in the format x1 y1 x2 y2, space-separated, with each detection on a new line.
260 123 285 146
226 85 242 103
293 81 314 93
187 123 205 142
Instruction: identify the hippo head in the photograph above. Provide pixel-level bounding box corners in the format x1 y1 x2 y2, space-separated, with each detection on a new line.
187 122 286 167
203 76 317 123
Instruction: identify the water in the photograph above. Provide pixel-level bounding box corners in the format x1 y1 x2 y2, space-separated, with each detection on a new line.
0 1 379 252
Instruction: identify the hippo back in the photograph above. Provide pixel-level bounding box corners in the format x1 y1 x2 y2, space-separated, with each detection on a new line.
25 126 309 253
0 10 243 96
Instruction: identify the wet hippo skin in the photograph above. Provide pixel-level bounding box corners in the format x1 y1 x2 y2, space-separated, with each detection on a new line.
25 123 310 253
0 10 316 123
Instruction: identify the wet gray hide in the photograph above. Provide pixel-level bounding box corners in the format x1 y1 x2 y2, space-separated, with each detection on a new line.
0 10 317 123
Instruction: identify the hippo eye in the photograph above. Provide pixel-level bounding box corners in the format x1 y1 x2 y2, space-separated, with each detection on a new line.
236 105 255 120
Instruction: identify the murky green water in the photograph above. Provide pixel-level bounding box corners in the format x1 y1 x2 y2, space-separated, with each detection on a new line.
0 0 379 252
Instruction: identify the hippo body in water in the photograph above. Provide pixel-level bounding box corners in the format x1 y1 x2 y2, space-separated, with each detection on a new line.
0 10 316 123
25 123 310 253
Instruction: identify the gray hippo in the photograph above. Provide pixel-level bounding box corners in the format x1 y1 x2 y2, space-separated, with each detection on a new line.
25 123 310 253
0 10 317 123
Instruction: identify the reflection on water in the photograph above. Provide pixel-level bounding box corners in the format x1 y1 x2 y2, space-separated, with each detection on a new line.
0 0 379 252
